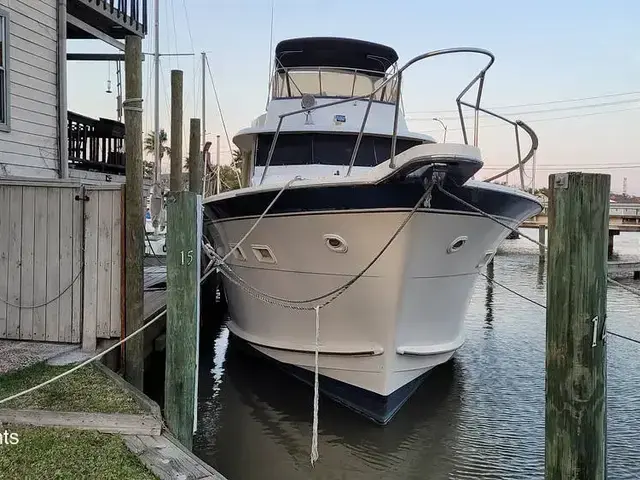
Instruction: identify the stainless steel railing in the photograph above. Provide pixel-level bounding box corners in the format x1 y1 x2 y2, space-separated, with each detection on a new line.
259 47 538 187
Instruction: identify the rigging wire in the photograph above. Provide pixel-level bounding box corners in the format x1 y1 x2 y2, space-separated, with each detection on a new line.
406 90 640 115
180 0 197 119
414 106 640 135
481 270 640 346
266 0 275 106
408 98 640 122
204 54 243 186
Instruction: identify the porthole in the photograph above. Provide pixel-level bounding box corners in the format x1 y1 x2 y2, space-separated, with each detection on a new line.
447 236 468 254
324 234 348 253
251 244 277 264
229 243 247 262
476 250 495 268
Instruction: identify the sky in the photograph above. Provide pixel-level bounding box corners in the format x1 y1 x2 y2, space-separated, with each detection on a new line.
67 0 640 194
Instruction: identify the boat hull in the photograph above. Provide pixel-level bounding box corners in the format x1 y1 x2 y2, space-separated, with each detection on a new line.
203 181 541 422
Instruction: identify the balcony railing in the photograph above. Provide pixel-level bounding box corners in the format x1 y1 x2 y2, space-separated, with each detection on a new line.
67 0 147 38
68 111 126 175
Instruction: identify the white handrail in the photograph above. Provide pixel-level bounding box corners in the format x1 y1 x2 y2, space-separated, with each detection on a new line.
259 47 537 186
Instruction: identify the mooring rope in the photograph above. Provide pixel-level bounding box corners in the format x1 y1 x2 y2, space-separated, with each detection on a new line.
438 184 640 298
207 171 440 465
209 180 437 307
311 305 320 466
0 308 167 406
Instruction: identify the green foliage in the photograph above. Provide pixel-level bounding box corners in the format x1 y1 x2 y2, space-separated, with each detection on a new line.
143 129 171 179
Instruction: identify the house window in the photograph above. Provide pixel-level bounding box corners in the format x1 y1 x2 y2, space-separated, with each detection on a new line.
0 11 8 131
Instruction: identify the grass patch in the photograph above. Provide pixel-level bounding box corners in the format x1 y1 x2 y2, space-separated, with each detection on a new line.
0 425 157 480
0 362 144 414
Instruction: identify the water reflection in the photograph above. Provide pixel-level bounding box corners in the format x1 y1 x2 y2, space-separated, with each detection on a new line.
536 258 545 288
484 259 494 329
189 231 640 480
195 334 464 480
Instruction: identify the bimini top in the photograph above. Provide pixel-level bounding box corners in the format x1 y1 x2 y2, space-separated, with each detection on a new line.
275 37 399 75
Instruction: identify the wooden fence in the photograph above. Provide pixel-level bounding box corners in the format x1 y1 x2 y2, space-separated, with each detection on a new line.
0 180 123 350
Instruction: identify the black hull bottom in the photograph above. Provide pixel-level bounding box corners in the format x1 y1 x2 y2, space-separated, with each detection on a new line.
230 331 431 425
281 362 431 425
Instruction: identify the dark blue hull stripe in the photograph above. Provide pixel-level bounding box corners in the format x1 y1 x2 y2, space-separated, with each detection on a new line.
203 182 541 224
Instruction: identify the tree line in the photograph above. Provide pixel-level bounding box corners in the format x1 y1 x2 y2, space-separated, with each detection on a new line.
143 129 242 193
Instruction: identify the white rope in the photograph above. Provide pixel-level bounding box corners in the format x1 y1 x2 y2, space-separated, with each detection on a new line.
439 184 640 299
607 277 640 297
211 180 437 307
436 183 547 250
0 309 166 406
311 305 320 466
0 255 220 406
222 176 302 263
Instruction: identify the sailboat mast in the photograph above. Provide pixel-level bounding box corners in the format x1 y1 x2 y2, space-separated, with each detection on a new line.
153 0 160 184
201 52 207 195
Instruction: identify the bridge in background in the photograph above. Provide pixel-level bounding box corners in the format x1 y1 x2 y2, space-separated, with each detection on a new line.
517 202 640 265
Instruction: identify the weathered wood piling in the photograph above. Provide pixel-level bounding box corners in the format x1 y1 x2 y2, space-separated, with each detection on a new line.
123 34 145 390
164 69 202 451
545 172 609 479
164 191 202 451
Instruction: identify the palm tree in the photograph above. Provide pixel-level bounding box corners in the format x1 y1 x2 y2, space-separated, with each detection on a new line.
143 129 171 179
231 148 243 170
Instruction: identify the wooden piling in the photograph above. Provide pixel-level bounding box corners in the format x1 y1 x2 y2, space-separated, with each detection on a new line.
546 172 609 480
170 70 184 192
164 191 202 450
538 225 546 261
188 119 202 195
123 35 145 389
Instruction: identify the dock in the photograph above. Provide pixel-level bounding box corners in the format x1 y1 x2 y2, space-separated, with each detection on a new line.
608 261 640 279
143 265 168 360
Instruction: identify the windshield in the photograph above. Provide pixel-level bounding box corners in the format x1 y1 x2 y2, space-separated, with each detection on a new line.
272 67 398 103
255 133 423 167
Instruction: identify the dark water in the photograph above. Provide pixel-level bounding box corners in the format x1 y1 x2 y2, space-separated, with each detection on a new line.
190 230 640 480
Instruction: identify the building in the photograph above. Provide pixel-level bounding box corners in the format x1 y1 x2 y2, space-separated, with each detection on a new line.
0 0 145 181
0 0 147 351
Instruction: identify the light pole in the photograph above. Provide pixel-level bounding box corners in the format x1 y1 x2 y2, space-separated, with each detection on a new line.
432 117 447 143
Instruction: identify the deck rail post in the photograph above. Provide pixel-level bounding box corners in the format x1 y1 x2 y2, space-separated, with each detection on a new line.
546 172 609 480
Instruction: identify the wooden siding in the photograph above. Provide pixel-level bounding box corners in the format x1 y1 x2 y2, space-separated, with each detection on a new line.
0 0 59 178
0 182 81 341
82 185 122 350
0 181 124 346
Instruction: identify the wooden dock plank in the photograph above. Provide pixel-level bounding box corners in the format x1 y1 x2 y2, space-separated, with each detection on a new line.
6 186 23 339
110 189 122 337
0 186 11 337
96 190 113 339
144 290 167 320
123 433 227 480
0 409 162 436
608 261 640 273
32 187 49 341
45 187 60 342
58 188 74 343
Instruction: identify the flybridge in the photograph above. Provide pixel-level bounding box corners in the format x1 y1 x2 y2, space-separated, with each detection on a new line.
271 37 400 102
274 37 399 74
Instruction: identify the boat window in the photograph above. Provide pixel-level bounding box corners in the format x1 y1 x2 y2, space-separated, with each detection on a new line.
255 134 423 167
272 68 397 103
